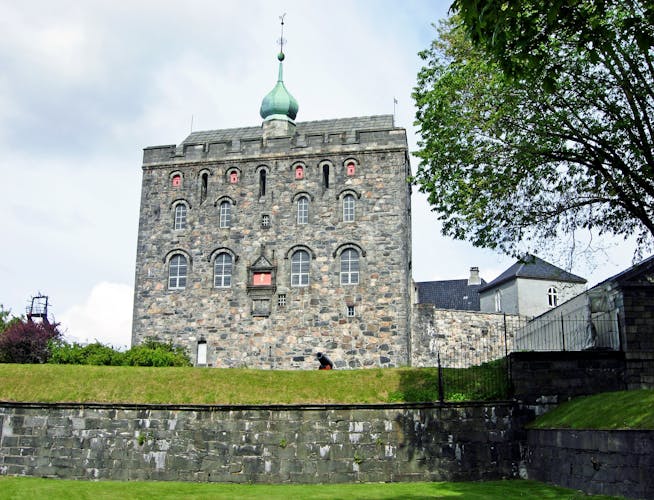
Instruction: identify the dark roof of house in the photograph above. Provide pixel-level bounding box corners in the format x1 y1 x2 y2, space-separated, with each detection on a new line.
593 253 654 288
416 279 486 311
479 254 586 292
181 115 395 145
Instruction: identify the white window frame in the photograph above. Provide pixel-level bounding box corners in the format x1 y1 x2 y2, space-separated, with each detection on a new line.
213 253 233 288
340 248 360 285
494 290 502 312
343 194 355 222
168 254 188 290
291 250 310 287
547 287 558 307
297 196 309 224
219 201 231 228
174 204 187 230
347 305 356 317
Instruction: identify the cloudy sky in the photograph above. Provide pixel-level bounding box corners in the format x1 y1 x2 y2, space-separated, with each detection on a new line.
1 0 636 348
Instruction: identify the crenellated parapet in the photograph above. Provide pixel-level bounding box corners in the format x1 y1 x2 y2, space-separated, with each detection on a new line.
143 118 407 166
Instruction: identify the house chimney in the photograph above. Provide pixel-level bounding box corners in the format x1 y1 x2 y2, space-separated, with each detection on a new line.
468 266 481 285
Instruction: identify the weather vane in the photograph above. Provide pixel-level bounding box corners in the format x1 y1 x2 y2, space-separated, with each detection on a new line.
277 13 286 56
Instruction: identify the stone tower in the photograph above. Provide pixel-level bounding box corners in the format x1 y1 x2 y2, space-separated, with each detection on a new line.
131 46 412 369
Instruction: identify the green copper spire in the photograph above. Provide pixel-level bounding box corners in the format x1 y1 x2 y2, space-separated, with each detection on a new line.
260 15 298 123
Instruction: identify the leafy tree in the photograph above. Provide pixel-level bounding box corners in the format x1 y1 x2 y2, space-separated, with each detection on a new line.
413 9 654 256
0 320 62 363
0 305 21 334
451 0 654 83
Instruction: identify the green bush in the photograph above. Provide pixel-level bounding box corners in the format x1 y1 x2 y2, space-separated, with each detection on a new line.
50 341 125 365
122 338 191 367
49 338 190 367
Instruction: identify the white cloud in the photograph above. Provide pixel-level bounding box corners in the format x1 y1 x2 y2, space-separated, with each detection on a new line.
58 282 133 349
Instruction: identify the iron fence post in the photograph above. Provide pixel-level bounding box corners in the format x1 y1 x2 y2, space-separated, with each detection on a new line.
560 314 566 351
437 351 444 402
504 313 512 398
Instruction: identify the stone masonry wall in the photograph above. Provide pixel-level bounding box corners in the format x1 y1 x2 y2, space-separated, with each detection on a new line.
510 351 627 408
0 402 522 483
526 429 654 499
132 122 412 370
411 305 521 367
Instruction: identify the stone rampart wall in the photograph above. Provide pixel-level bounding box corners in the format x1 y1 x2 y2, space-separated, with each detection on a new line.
509 351 627 407
411 306 521 367
526 429 654 499
0 402 522 483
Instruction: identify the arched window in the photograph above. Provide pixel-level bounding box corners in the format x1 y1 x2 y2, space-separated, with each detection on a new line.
322 164 330 188
297 196 309 224
346 161 356 176
494 290 502 312
340 248 360 285
259 170 266 197
547 287 558 307
214 253 233 288
168 255 187 290
343 194 355 222
174 204 187 230
219 201 231 228
230 171 238 184
200 172 208 203
291 250 310 287
295 165 304 179
171 174 182 187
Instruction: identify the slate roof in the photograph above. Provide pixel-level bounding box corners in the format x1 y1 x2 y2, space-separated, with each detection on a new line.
181 115 395 145
416 279 486 311
479 254 586 292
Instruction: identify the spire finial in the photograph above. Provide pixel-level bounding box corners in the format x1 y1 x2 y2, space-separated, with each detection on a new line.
277 13 286 61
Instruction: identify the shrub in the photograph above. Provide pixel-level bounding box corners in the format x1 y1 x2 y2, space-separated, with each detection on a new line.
49 341 125 365
0 320 61 363
123 338 191 367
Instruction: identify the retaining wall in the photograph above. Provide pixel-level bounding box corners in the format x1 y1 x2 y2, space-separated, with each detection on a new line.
0 402 524 483
526 429 654 499
509 351 627 407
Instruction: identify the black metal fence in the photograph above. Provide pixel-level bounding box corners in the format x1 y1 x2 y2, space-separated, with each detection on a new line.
430 314 621 401
509 316 620 352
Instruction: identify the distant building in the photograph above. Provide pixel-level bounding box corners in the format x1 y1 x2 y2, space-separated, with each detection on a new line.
414 267 486 311
479 254 587 317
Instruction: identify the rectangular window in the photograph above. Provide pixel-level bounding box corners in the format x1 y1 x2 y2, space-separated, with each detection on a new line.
347 305 355 317
261 214 270 229
278 294 286 308
219 202 231 228
343 195 355 222
297 197 308 224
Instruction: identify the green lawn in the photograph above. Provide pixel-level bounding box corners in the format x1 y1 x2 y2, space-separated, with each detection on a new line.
0 363 506 404
0 477 622 499
528 389 654 430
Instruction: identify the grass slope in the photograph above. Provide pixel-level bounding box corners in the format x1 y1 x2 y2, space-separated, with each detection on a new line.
0 477 622 499
529 389 654 430
0 363 504 404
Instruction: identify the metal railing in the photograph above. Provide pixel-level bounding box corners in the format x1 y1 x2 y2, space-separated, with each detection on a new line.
429 313 621 401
